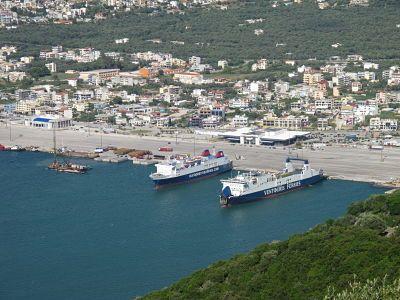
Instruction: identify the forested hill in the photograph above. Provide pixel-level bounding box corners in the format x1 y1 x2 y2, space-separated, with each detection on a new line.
1 1 400 63
142 190 400 299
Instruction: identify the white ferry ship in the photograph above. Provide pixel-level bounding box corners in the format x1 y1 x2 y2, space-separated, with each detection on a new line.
220 157 324 206
150 149 233 188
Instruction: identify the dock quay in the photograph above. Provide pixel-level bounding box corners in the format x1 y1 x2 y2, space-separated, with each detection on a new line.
1 126 400 184
131 158 158 165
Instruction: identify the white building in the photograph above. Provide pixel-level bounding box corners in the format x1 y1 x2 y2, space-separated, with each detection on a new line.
251 59 268 71
173 72 203 85
232 115 249 128
189 56 201 66
263 115 309 129
73 90 94 101
370 117 398 132
25 115 73 129
115 38 129 44
45 62 57 73
218 60 228 69
202 115 221 129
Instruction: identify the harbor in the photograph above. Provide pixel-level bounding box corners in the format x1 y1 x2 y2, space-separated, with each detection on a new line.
1 125 400 187
0 150 390 300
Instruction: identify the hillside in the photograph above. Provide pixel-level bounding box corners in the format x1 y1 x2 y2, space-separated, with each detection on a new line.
142 190 400 299
1 1 400 63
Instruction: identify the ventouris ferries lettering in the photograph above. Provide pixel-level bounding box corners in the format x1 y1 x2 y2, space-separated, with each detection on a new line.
188 167 220 178
263 181 301 196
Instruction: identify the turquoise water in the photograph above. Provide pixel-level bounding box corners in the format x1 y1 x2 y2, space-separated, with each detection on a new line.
0 151 387 299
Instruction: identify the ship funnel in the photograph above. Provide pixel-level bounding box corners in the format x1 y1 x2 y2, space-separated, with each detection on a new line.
202 149 211 157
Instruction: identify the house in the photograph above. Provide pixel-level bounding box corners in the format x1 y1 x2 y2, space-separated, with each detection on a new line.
218 60 228 69
115 38 129 44
363 62 379 70
73 90 94 101
351 82 363 93
67 78 78 87
263 115 309 129
251 59 268 71
189 56 201 66
45 62 57 73
232 115 249 128
369 117 398 132
79 69 119 81
173 72 203 85
303 72 324 85
202 115 221 129
317 118 330 131
16 100 37 114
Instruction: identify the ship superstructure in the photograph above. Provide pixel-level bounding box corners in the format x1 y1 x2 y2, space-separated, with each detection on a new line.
150 150 233 188
220 157 324 206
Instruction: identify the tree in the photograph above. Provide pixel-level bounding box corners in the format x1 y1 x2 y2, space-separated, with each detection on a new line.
111 96 123 105
27 63 50 79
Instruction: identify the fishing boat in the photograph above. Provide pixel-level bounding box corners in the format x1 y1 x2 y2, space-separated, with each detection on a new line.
48 127 89 174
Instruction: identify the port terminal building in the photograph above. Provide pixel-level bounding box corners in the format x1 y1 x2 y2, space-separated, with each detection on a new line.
25 116 73 129
197 128 310 146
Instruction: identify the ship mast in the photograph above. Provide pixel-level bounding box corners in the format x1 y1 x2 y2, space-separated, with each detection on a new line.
53 124 57 162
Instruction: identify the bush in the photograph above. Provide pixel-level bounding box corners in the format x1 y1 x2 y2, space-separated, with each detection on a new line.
355 213 386 233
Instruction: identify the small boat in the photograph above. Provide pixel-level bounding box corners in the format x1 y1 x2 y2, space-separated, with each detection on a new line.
48 127 90 174
10 145 25 151
0 144 6 151
27 146 39 152
94 147 104 153
48 161 89 174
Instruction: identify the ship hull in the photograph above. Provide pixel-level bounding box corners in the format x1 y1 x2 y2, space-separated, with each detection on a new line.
152 162 233 188
221 174 324 206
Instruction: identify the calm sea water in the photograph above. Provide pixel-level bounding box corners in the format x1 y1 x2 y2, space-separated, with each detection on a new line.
0 151 387 299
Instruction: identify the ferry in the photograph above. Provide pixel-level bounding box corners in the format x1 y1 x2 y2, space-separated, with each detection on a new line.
150 149 233 188
220 157 324 206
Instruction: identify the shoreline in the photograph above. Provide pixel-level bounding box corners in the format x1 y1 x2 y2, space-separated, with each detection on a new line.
1 125 400 187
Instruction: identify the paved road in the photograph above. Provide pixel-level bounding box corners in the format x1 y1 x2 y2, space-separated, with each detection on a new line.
1 125 400 183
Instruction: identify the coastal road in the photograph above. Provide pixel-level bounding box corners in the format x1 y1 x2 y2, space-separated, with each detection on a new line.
1 125 400 184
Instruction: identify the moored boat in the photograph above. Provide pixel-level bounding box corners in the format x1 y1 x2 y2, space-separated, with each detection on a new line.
48 161 89 174
150 149 233 188
47 126 90 174
220 157 324 206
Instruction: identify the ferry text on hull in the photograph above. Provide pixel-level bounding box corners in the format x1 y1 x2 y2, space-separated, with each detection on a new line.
150 150 233 188
220 158 324 206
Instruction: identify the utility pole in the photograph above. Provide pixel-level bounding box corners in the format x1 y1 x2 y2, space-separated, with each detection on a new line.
53 125 57 163
193 133 196 156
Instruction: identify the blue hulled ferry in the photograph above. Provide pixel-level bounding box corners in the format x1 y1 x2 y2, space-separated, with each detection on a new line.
150 150 233 188
220 157 324 206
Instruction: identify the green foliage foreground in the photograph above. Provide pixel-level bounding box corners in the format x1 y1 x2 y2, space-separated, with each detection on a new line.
142 190 400 299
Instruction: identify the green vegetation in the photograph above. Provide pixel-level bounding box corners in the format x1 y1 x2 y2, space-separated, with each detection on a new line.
1 1 400 63
143 190 400 299
324 277 400 300
26 61 51 79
